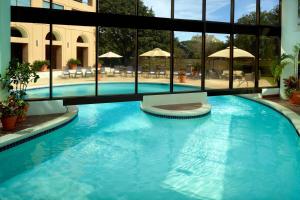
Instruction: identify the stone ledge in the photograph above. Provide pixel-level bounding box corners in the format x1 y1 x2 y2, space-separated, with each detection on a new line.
0 106 78 150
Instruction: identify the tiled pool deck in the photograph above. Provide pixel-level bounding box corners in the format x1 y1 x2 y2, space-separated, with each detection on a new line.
0 106 78 151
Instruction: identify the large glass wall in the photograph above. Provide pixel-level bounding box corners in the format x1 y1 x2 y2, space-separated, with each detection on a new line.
174 0 202 20
174 31 202 91
11 0 281 100
52 24 96 97
205 33 229 89
138 29 171 93
98 27 136 95
235 0 256 24
259 35 280 87
260 0 280 25
233 34 256 88
206 0 230 22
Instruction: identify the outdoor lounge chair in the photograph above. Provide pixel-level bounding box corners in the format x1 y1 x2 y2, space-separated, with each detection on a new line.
158 68 166 78
62 67 71 78
237 72 254 87
149 68 157 78
100 67 106 77
75 66 84 78
85 67 93 77
126 66 134 77
113 66 121 76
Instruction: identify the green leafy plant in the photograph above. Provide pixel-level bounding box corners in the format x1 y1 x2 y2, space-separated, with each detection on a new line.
67 58 81 67
32 60 49 71
0 59 40 99
271 53 294 83
0 95 20 118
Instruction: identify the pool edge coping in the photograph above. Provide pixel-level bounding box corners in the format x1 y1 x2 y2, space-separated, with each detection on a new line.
237 94 300 137
0 106 78 152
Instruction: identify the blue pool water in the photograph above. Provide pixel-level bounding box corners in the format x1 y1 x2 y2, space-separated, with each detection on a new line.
27 82 201 98
1 96 300 199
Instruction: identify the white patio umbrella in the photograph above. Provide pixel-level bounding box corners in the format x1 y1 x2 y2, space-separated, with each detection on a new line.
140 48 170 68
98 51 122 68
208 46 254 59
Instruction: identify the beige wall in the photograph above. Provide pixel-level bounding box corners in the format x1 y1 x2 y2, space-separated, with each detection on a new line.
10 0 96 69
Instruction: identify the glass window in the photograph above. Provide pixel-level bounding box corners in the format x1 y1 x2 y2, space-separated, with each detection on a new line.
139 0 171 18
98 27 136 95
205 33 229 89
98 0 135 15
259 36 280 87
138 29 171 93
10 22 50 99
52 24 96 97
206 0 230 22
260 0 280 25
11 0 31 7
52 0 95 12
233 34 256 88
174 0 202 20
174 31 202 92
43 1 64 10
235 0 256 24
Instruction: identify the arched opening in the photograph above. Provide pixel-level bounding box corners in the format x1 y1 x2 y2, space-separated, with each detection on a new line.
11 27 28 63
11 27 23 37
77 36 84 43
76 35 88 67
45 32 57 41
45 32 62 69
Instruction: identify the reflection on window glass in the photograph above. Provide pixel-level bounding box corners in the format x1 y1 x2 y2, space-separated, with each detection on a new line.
174 32 202 92
175 0 202 20
259 36 280 87
233 34 256 88
98 0 135 15
206 0 230 22
10 22 50 99
260 0 279 25
139 0 171 18
138 29 170 93
43 1 64 10
98 27 136 95
52 24 96 97
11 0 31 7
235 0 256 24
205 33 229 89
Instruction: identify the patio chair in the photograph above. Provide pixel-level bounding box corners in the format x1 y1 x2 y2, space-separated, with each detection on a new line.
75 66 84 78
85 67 93 77
62 67 71 78
126 66 134 77
149 67 157 78
158 68 166 78
113 66 121 76
238 72 254 87
100 67 106 77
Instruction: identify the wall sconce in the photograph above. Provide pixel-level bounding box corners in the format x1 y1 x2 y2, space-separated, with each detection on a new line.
67 42 69 48
36 40 38 47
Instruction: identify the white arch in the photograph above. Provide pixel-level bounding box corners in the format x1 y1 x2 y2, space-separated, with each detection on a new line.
11 25 28 38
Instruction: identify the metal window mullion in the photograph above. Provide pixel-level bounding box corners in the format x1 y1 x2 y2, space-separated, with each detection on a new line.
49 0 53 99
95 0 99 96
201 0 206 91
135 0 139 94
170 0 174 93
229 0 234 89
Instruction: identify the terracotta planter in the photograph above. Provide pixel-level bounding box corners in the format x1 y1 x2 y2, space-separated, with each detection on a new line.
40 64 48 72
179 75 186 83
1 116 18 131
17 104 29 122
70 64 77 70
289 91 300 105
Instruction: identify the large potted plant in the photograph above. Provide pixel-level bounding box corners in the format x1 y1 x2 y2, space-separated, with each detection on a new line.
0 96 19 131
32 60 49 72
1 60 40 121
67 58 81 70
178 68 186 83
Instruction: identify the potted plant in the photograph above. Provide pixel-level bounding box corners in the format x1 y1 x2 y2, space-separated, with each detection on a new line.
32 60 49 72
67 58 81 69
0 96 19 131
178 68 186 83
16 98 29 122
1 59 40 121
